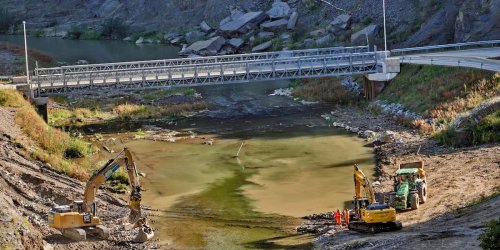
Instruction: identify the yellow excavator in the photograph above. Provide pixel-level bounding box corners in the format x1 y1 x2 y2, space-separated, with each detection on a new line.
47 148 154 242
348 164 402 233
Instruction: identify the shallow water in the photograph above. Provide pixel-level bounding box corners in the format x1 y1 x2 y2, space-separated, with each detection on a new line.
118 127 375 248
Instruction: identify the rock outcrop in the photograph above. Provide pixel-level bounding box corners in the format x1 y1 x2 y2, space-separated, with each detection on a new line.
184 36 226 56
260 19 289 32
219 11 268 36
266 0 291 20
252 41 272 52
330 14 352 30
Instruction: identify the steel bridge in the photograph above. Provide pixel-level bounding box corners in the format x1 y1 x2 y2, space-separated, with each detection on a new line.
32 45 380 97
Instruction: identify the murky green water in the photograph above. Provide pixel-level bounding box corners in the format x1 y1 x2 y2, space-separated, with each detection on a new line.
118 127 375 249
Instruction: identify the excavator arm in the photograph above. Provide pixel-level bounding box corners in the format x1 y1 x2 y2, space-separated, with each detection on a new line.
82 148 142 225
353 164 376 204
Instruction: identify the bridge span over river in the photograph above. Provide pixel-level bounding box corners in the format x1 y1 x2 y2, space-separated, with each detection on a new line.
28 40 499 99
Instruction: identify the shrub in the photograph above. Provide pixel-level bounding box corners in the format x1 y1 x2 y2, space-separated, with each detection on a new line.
478 218 500 250
292 77 360 105
101 18 128 39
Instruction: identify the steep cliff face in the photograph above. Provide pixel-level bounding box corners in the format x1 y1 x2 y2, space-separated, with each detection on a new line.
0 0 498 47
402 0 500 47
0 0 265 31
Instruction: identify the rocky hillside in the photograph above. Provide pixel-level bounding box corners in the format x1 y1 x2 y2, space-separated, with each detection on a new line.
0 0 499 53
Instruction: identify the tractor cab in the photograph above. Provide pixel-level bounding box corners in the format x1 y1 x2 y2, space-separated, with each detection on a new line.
388 161 428 210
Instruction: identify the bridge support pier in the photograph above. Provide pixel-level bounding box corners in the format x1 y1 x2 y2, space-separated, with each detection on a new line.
33 97 49 123
363 56 400 100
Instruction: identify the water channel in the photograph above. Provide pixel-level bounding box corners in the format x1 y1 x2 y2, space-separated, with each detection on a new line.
1 36 376 248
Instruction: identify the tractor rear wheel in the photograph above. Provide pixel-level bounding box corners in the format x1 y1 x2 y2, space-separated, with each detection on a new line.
418 183 427 203
410 193 419 210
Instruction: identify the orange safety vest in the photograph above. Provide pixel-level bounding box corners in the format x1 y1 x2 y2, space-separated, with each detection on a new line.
344 209 350 224
334 211 341 224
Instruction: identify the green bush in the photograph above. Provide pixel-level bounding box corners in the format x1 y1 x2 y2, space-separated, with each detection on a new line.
101 18 128 39
478 218 500 250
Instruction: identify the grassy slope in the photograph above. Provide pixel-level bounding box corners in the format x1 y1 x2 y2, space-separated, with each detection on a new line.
0 89 93 180
377 64 499 123
378 64 499 146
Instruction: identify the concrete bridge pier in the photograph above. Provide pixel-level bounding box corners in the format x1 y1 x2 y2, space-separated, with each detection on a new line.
363 56 400 100
33 97 49 123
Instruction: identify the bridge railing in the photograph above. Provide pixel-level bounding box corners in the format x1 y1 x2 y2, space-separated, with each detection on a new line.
391 40 500 56
34 52 379 96
399 56 500 72
35 45 369 76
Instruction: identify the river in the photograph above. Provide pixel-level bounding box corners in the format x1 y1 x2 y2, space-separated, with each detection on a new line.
1 36 376 249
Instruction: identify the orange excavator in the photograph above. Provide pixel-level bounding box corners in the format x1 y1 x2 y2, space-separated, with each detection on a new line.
47 148 154 242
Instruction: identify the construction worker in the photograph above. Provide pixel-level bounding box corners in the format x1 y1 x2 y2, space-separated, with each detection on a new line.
344 209 350 227
334 209 342 227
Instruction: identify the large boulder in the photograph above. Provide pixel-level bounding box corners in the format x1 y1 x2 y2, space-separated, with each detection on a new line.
266 0 291 19
351 24 379 45
200 21 212 33
331 14 352 30
185 31 205 43
252 41 273 52
184 36 226 56
260 18 288 32
219 9 245 27
219 11 268 36
228 38 245 49
287 11 299 30
135 37 144 44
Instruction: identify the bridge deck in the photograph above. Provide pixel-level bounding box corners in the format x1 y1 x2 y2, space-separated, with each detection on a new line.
34 46 378 96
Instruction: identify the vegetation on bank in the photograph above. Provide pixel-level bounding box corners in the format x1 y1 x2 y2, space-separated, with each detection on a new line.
378 64 499 123
436 110 500 147
48 88 206 126
292 77 361 105
0 90 93 180
479 218 500 250
376 64 499 146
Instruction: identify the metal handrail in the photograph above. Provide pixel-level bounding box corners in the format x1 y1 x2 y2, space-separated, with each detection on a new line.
36 52 376 77
35 45 369 74
391 40 500 55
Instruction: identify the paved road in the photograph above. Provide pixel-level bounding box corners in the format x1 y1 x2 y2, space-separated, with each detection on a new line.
396 47 500 72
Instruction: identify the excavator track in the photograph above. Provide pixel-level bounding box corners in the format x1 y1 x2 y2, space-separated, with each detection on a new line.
348 221 402 234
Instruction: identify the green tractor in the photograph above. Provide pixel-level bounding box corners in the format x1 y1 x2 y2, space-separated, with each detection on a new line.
388 161 428 210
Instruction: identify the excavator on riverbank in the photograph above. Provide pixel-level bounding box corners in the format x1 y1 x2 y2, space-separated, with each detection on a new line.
348 164 402 233
47 148 154 242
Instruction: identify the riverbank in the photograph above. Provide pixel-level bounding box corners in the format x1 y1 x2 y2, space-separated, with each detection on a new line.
312 105 499 249
286 74 499 248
